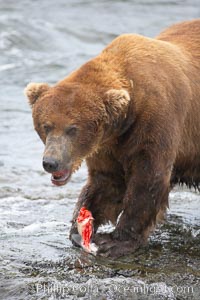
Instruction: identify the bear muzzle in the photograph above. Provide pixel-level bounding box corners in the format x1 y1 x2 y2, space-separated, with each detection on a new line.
43 156 72 186
42 135 73 186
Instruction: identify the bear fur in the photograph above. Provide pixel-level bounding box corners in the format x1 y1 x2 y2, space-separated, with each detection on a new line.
25 20 200 258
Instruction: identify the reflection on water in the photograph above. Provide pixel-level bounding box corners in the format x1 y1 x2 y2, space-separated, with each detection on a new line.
0 0 199 299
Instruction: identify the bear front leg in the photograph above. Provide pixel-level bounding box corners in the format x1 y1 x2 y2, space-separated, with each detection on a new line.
95 153 172 258
69 173 125 242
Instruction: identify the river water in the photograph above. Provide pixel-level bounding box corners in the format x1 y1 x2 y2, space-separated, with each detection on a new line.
0 1 200 299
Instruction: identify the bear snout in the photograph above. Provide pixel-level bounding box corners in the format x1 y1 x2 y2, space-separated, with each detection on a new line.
43 155 72 186
43 157 59 173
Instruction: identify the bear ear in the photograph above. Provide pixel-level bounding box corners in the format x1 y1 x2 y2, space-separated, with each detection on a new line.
104 89 130 119
24 82 50 106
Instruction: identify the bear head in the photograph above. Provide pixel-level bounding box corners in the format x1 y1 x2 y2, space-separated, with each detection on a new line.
24 82 130 186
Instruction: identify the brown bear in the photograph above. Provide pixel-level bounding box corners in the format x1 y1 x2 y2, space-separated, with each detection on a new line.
25 20 200 258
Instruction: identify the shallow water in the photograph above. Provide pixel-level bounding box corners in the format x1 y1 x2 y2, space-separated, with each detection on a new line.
0 1 200 299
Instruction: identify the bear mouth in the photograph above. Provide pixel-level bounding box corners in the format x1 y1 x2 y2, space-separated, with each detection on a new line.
51 170 71 186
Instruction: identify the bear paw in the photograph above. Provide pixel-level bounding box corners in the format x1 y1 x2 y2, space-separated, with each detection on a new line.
93 233 140 258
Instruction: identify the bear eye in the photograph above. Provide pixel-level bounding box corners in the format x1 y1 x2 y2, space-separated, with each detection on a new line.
43 124 52 135
65 125 77 136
